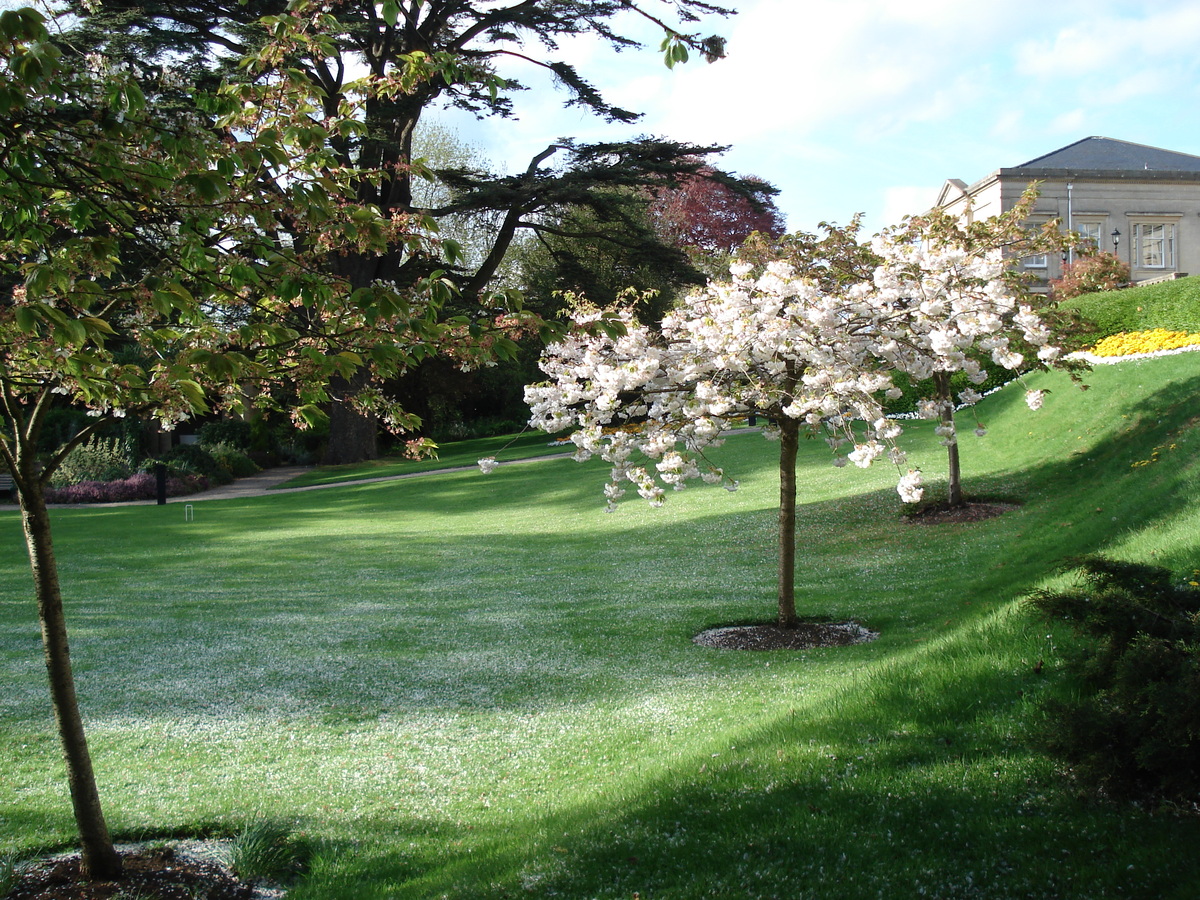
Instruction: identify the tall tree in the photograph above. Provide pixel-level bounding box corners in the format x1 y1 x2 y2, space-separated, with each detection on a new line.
63 0 750 463
1 8 523 879
648 162 786 278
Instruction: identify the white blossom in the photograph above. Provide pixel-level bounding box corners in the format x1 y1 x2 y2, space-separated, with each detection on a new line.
897 470 924 503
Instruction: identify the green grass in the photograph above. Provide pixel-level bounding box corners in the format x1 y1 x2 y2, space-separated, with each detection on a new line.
1062 272 1200 336
3 356 1200 898
276 430 568 489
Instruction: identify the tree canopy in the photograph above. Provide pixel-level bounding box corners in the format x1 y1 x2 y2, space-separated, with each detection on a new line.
60 0 752 461
648 163 786 261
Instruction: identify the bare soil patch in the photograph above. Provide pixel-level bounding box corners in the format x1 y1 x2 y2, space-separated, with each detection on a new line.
694 621 878 651
902 500 1018 525
5 844 277 900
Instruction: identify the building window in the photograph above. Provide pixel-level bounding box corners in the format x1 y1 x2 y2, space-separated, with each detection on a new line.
1075 221 1102 251
1134 223 1176 269
1023 254 1047 269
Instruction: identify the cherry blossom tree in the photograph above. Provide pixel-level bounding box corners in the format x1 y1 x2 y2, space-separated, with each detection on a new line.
507 201 1066 627
1 9 527 880
518 245 908 629
873 189 1074 507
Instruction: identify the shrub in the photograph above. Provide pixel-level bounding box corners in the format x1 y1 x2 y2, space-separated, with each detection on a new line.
198 418 253 451
0 852 25 897
1049 251 1130 301
882 362 1015 416
206 441 261 478
1026 556 1200 802
230 818 313 883
49 437 135 487
147 443 232 484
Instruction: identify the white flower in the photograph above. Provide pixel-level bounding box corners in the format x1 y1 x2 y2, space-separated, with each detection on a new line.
477 457 498 474
897 470 924 504
1024 389 1046 411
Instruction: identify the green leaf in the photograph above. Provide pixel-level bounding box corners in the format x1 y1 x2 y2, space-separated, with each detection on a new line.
294 404 327 429
154 281 195 311
14 305 38 333
61 318 88 345
174 379 208 409
83 317 116 335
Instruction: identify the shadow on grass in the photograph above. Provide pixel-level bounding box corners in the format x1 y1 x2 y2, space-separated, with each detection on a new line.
294 637 1200 899
1 375 1198 725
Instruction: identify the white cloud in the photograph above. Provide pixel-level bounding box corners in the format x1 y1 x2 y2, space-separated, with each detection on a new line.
880 186 940 229
1015 4 1200 79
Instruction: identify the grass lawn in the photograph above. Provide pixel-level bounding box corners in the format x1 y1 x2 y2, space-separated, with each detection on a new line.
3 354 1200 898
1061 272 1200 336
275 431 569 489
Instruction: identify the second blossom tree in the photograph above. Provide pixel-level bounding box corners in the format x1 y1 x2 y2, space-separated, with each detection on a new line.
517 208 1066 628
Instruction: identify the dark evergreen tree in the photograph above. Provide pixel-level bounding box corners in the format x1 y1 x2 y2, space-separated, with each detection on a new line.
63 0 764 463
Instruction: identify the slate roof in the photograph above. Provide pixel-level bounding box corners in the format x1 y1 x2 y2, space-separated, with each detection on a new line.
1013 136 1200 173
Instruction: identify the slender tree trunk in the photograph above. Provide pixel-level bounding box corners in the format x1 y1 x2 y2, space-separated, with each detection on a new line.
933 372 963 507
20 481 122 880
777 418 800 629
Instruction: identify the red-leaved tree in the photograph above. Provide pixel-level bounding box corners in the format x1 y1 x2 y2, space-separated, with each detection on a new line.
649 165 786 259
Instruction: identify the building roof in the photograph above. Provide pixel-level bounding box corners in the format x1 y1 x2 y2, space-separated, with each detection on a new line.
1015 136 1200 173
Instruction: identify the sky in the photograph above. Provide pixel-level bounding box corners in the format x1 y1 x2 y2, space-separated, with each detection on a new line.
438 0 1200 238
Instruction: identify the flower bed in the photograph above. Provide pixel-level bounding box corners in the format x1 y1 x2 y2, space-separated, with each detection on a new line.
43 472 210 504
1090 328 1200 357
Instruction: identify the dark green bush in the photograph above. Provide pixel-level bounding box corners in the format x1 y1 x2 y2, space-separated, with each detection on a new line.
206 441 260 478
198 418 253 451
146 443 233 485
883 362 1015 416
1026 556 1200 802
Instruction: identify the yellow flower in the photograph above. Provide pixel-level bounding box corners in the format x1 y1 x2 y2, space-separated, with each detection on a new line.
1091 328 1200 357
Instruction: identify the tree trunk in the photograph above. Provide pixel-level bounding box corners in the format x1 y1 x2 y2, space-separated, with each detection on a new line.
776 418 800 629
933 372 964 507
20 482 122 881
945 430 963 507
324 372 379 465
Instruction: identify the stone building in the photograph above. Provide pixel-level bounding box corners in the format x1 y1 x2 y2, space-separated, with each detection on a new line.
935 136 1200 285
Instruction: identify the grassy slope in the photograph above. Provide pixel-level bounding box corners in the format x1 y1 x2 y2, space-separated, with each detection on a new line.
1062 273 1200 335
2 356 1200 898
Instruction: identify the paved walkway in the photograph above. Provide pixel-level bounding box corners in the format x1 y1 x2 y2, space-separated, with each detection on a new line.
0 454 573 510
41 453 574 508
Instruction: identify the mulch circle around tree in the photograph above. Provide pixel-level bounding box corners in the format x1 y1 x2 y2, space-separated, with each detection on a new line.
902 500 1019 526
694 621 879 651
5 845 276 900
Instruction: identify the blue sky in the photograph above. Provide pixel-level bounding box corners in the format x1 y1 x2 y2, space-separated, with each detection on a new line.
440 0 1200 238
